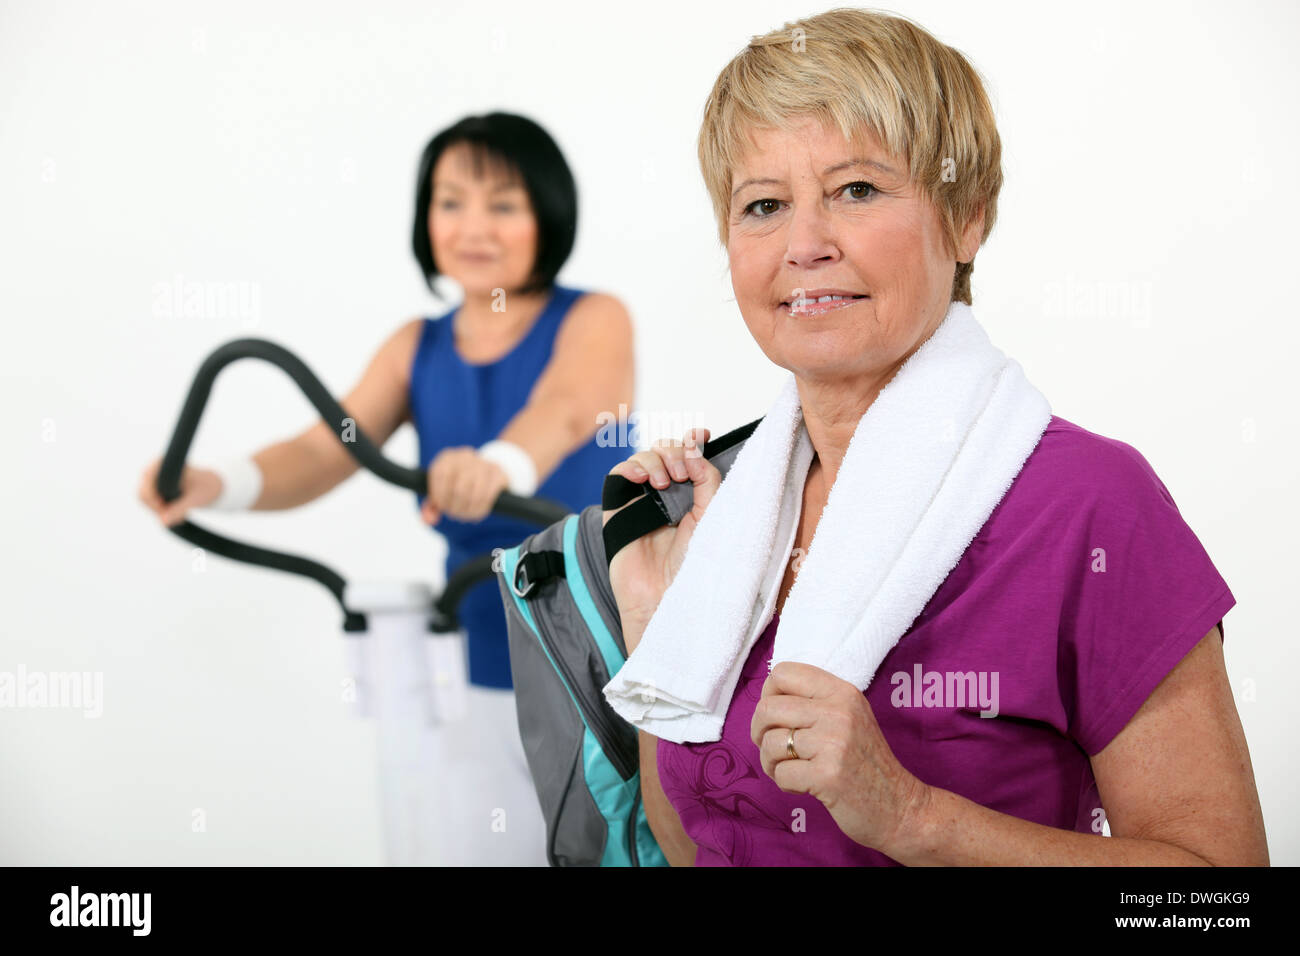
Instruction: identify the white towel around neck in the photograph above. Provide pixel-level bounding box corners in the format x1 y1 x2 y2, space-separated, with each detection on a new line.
601 300 1053 744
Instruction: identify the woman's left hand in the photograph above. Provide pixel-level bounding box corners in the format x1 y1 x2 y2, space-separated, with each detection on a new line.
421 446 510 524
751 662 931 856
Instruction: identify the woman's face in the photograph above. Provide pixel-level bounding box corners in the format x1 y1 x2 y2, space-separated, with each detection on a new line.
429 143 539 298
727 117 980 389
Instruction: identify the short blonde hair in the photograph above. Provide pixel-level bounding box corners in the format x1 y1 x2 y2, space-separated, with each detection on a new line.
698 7 1003 305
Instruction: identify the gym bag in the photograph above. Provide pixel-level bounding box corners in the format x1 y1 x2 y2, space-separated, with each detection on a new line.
494 418 759 866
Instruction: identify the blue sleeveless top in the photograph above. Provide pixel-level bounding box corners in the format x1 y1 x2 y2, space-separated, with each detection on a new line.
408 284 630 689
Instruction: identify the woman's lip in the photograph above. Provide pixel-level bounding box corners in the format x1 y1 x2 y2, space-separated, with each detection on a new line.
781 296 870 316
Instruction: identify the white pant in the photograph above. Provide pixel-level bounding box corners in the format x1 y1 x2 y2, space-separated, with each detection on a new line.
352 613 549 866
419 684 549 866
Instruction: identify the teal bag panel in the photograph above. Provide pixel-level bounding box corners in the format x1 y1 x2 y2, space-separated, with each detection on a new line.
561 514 625 679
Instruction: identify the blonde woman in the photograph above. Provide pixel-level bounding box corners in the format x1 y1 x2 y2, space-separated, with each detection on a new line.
604 9 1267 866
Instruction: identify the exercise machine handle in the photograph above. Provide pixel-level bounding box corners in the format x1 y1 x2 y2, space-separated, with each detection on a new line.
155 337 571 631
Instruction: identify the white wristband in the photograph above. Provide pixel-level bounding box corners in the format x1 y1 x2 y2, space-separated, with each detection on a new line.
208 456 264 511
477 440 538 497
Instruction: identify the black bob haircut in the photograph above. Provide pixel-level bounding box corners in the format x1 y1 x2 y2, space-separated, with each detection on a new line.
412 112 578 299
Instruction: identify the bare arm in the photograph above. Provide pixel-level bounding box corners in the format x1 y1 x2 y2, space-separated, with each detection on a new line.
887 625 1270 865
639 730 696 867
621 614 697 867
496 292 635 484
250 318 424 510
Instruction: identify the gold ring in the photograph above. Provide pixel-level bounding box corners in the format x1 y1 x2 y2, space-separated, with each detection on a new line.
786 727 800 760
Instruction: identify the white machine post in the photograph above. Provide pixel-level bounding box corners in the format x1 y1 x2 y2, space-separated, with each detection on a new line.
340 580 469 866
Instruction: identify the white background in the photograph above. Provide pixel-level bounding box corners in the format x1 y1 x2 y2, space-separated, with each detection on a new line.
2 0 1297 865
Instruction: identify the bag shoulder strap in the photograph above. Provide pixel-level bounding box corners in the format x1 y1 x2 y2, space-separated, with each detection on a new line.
600 417 762 567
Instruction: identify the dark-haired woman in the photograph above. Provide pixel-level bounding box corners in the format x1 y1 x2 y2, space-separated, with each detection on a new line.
139 113 637 864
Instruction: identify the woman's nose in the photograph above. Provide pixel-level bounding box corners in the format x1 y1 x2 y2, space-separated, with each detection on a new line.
783 205 841 269
459 210 492 240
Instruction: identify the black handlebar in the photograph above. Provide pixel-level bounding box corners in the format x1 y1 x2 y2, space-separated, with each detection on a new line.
155 337 571 632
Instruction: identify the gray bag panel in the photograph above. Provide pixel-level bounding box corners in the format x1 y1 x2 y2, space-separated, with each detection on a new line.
499 578 607 866
497 509 641 865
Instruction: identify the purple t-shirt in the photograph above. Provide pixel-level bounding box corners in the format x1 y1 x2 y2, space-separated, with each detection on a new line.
656 415 1236 866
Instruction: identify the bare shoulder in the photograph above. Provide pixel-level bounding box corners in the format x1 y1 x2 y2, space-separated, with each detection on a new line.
572 289 631 316
389 315 427 351
332 316 428 440
557 291 634 340
377 316 427 384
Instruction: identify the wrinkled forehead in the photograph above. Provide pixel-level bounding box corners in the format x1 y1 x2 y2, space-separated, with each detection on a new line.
729 118 910 201
732 117 908 182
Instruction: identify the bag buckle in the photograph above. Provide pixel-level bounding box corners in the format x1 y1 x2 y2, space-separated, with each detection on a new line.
511 553 537 599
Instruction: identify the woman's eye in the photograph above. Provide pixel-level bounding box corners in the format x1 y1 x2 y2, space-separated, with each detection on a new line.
492 204 517 213
743 198 783 218
743 182 876 219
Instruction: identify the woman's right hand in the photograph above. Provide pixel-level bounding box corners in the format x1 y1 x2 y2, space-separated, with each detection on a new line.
603 427 722 654
137 457 223 527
